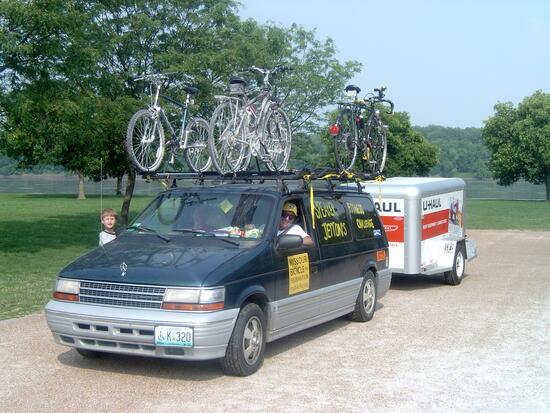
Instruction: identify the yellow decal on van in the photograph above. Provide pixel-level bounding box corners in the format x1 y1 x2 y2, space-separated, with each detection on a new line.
288 253 310 295
219 199 233 214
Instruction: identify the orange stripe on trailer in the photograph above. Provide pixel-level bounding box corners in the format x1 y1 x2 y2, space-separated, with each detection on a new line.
421 209 449 240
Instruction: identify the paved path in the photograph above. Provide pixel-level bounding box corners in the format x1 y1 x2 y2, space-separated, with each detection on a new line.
1 230 549 412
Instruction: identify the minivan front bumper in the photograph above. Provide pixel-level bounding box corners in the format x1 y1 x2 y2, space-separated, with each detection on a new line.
45 300 239 360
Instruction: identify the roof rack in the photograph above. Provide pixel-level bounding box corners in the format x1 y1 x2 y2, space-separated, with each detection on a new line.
139 168 383 194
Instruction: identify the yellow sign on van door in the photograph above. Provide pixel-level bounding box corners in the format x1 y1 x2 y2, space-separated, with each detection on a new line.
288 253 310 295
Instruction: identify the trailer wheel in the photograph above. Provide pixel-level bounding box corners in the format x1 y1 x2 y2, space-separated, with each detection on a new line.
348 270 377 322
444 243 465 285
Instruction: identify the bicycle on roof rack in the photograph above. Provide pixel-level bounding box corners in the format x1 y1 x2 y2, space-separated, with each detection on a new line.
208 65 294 175
125 73 211 173
330 85 394 174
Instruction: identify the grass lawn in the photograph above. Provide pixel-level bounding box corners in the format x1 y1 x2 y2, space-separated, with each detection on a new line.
467 199 550 230
0 194 548 320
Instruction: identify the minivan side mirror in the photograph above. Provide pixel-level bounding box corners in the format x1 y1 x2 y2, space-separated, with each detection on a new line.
276 234 303 250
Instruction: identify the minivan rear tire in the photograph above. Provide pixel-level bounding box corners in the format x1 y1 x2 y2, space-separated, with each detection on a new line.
348 271 377 322
220 302 266 376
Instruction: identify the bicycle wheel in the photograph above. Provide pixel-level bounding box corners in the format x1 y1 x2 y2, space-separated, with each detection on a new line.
333 108 358 171
238 109 256 171
208 101 247 174
365 115 388 175
125 109 165 172
259 107 292 171
181 117 211 172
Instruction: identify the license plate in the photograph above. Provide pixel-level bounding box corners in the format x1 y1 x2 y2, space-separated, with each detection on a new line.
154 326 193 347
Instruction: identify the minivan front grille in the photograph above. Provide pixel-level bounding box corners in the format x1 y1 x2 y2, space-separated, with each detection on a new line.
79 281 165 309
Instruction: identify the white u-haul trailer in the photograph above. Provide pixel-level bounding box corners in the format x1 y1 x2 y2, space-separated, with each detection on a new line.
355 177 477 285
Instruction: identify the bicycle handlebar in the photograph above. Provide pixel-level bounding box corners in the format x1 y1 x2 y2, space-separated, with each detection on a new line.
236 65 294 74
374 86 387 97
133 72 181 83
337 97 394 114
134 73 168 82
381 99 394 114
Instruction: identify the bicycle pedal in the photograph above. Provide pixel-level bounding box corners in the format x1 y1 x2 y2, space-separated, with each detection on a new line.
168 154 175 164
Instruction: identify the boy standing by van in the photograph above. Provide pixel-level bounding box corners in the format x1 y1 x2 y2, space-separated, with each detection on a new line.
99 208 117 246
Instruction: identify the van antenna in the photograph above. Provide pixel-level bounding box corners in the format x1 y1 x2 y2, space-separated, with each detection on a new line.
100 158 103 232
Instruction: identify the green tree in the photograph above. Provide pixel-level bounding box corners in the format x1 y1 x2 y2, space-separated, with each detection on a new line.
0 0 241 221
383 112 439 176
482 90 550 201
414 125 490 178
1 2 361 221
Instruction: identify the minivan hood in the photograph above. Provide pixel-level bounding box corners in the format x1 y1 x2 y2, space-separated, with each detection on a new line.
60 236 255 287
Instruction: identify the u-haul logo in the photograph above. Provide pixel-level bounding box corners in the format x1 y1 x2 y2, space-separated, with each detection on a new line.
422 197 442 212
374 199 404 217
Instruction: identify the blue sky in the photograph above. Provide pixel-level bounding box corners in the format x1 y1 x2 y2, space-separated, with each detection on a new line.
237 0 550 128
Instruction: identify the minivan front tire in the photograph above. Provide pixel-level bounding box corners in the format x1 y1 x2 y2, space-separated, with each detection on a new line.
221 302 266 376
348 271 377 322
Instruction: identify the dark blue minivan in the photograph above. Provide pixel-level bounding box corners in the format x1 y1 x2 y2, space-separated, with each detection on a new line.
45 179 391 376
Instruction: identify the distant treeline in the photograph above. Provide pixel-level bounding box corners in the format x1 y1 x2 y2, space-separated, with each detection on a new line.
0 155 65 175
2 126 491 178
414 125 491 178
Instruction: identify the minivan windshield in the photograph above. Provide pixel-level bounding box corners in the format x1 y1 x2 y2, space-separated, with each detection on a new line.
128 191 274 239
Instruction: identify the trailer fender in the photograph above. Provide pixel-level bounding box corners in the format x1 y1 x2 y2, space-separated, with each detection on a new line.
465 237 478 260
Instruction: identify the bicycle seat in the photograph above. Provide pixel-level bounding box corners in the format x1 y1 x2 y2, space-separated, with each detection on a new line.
229 76 248 95
183 86 199 95
345 85 361 94
229 76 248 86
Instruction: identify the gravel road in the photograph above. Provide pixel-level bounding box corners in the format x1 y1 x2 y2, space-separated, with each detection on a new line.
1 230 549 413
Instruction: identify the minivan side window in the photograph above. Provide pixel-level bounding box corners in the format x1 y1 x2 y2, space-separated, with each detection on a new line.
343 195 381 240
314 195 352 245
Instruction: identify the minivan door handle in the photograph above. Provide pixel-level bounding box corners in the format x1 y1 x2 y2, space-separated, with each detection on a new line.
311 266 318 275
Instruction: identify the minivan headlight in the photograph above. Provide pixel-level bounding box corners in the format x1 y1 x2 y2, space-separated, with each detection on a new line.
53 278 80 301
162 287 225 311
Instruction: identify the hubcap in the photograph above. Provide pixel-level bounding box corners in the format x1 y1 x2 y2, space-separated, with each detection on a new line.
362 278 375 313
456 251 464 278
242 316 262 365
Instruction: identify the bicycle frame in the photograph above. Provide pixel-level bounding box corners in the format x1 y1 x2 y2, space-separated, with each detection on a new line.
244 93 273 153
146 81 193 151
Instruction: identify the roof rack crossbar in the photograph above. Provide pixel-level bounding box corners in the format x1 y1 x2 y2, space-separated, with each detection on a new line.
138 169 381 192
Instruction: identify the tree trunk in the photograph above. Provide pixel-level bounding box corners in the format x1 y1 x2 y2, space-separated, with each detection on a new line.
116 175 123 195
545 173 550 201
77 171 86 200
121 168 136 226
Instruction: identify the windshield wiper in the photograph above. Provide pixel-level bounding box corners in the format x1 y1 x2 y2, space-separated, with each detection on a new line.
173 229 240 246
173 228 206 234
127 224 171 242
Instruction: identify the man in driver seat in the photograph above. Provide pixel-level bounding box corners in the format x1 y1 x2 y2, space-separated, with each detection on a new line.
277 202 313 246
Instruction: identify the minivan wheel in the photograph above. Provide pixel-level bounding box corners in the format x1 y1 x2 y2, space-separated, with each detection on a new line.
444 243 465 285
348 271 377 322
221 303 266 376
